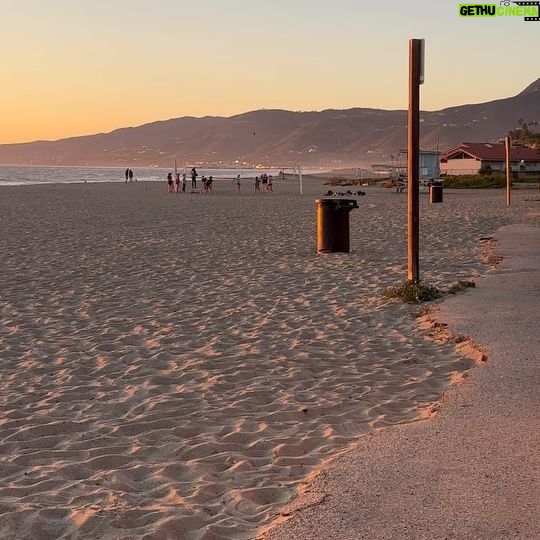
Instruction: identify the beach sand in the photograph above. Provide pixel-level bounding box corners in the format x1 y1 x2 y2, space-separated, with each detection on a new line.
261 224 540 540
0 179 538 539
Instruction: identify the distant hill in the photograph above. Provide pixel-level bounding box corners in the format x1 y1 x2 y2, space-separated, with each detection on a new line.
0 78 538 168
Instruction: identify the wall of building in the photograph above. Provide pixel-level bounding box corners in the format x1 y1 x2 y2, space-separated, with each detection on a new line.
517 161 540 172
440 158 480 175
477 160 540 173
441 159 540 175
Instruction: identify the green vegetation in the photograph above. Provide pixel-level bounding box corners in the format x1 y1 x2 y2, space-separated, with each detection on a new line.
509 119 540 148
384 279 477 305
329 174 540 190
382 280 442 304
442 175 505 188
442 174 540 189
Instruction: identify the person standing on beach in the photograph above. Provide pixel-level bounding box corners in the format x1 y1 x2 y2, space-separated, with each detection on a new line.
182 172 187 192
254 176 261 192
125 168 129 183
233 174 241 193
191 168 198 189
167 172 174 192
175 173 180 193
128 169 134 182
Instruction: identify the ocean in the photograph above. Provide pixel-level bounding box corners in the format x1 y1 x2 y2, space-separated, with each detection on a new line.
0 165 309 187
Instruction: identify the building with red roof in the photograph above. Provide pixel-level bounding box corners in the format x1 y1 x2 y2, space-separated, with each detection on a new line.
440 142 540 175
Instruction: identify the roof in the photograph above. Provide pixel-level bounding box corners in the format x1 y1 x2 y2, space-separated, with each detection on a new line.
441 142 540 162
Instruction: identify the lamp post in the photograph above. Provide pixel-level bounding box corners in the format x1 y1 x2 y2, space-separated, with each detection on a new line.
407 38 424 282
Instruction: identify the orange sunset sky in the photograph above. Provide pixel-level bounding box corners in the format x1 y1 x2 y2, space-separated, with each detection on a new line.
1 0 538 144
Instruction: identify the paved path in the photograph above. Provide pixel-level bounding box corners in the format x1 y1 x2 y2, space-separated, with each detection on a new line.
263 224 540 540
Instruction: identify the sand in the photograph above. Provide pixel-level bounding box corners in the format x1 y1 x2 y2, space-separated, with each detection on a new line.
0 179 538 539
261 224 540 540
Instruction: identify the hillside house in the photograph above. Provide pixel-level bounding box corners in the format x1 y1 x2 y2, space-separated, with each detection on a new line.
440 142 540 175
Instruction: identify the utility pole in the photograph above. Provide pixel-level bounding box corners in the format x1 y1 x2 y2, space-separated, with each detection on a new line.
407 38 424 282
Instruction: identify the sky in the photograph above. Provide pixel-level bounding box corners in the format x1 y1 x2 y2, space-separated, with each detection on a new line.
1 0 539 144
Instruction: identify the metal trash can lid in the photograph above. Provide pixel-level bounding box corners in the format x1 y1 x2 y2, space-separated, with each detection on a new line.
315 198 337 204
316 197 359 208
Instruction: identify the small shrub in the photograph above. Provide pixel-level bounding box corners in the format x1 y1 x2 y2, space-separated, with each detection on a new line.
382 280 442 304
443 175 506 189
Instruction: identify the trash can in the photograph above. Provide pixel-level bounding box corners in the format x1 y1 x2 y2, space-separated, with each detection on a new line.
429 181 443 203
315 198 358 253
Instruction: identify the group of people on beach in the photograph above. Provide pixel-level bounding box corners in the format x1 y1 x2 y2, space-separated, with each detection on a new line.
187 167 213 193
232 173 275 193
167 168 215 194
254 173 273 193
125 166 277 194
167 172 181 193
165 168 275 194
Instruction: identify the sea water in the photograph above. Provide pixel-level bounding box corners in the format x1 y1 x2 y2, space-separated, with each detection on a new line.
0 165 312 187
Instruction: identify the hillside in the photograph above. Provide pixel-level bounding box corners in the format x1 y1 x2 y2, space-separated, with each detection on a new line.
0 79 538 168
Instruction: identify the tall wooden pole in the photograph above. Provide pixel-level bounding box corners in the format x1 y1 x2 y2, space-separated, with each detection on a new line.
505 136 511 206
407 39 422 282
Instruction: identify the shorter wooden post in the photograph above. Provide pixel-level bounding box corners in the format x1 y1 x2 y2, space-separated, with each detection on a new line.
505 137 511 207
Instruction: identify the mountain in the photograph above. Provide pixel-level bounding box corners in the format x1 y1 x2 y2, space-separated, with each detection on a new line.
519 78 540 96
0 79 538 168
